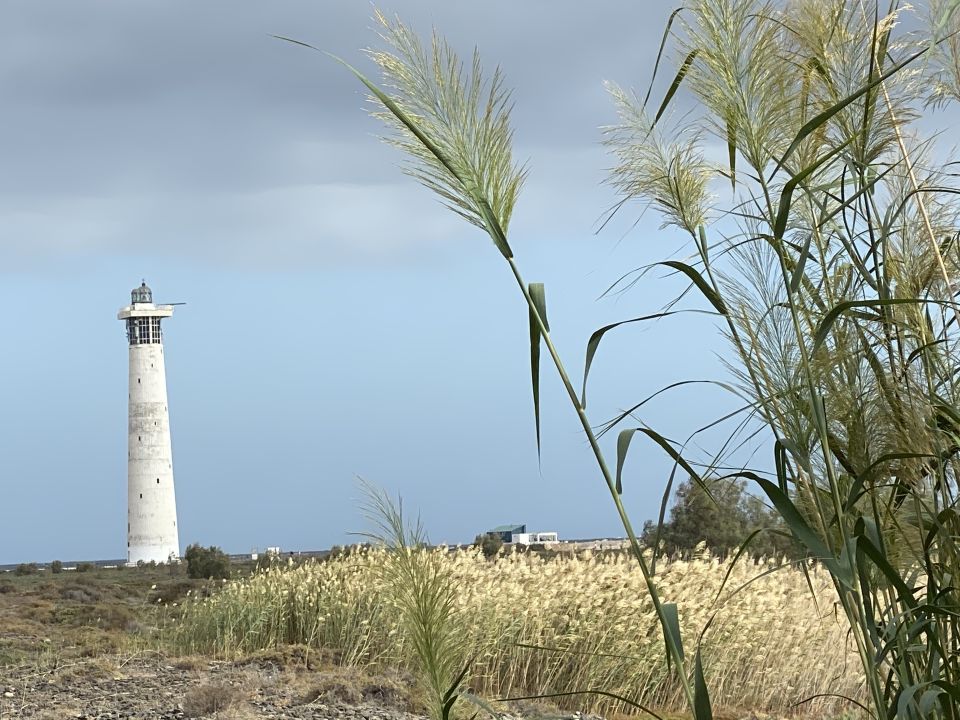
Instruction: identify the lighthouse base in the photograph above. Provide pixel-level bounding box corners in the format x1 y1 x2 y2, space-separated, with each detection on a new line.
127 544 180 566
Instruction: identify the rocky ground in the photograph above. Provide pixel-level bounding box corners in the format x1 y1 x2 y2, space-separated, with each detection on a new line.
0 568 597 720
0 655 434 720
0 652 606 720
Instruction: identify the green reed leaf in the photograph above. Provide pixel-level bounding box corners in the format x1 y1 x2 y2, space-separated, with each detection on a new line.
654 50 698 126
581 311 719 408
662 602 685 671
693 649 713 720
528 283 549 460
658 261 727 314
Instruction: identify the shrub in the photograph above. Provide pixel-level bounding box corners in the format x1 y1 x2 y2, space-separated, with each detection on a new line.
184 544 231 580
473 533 502 559
181 683 241 718
254 552 278 574
50 560 63 574
75 562 95 573
60 585 103 604
14 563 38 576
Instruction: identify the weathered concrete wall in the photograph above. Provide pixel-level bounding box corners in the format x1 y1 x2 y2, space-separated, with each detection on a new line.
127 342 179 564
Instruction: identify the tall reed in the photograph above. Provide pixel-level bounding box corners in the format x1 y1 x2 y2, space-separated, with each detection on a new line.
357 481 469 720
174 549 861 717
286 1 960 716
602 2 960 716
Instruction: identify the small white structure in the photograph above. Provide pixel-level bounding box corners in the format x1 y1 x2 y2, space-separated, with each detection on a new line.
513 532 559 545
118 282 180 566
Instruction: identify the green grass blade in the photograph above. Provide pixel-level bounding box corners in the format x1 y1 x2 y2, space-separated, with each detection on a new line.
615 429 636 495
854 529 918 609
662 602 685 670
598 379 743 438
813 298 957 353
693 649 713 720
843 452 938 511
897 684 922 719
725 115 736 192
528 283 549 460
654 51 698 126
773 138 852 242
441 661 472 720
642 6 685 109
616 427 707 496
495 691 665 720
580 311 720 408
712 527 765 604
791 694 872 714
755 478 848 585
789 232 812 294
658 261 727 314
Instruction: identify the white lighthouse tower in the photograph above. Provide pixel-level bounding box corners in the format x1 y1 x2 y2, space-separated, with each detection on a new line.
118 282 180 565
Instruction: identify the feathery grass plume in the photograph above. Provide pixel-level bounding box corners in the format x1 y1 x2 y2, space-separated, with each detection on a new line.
326 3 960 718
173 548 863 716
604 84 713 237
680 0 796 175
926 0 960 105
351 14 714 718
356 479 468 720
785 1 919 168
366 11 526 253
605 0 960 716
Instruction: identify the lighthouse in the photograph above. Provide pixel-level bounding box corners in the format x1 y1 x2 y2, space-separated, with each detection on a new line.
118 282 180 565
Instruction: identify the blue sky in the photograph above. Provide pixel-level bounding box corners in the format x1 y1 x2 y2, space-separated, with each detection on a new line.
0 1 744 564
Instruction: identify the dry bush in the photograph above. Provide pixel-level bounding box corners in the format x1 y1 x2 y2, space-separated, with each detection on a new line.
299 670 362 706
182 682 243 718
59 585 104 604
231 644 339 671
173 655 210 671
296 666 414 709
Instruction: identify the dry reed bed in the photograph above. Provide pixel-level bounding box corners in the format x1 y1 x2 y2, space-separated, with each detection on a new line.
174 548 865 717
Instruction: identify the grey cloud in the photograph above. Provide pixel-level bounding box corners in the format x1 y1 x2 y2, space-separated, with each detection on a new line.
2 180 468 268
0 1 675 268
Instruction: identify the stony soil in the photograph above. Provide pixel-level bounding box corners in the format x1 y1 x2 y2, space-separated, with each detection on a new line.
0 656 432 720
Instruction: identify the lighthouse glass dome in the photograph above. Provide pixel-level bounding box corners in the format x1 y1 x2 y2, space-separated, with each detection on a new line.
131 282 153 304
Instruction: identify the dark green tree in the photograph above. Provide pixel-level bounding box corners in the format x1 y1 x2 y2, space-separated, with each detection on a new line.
473 533 503 559
184 544 231 580
642 478 798 560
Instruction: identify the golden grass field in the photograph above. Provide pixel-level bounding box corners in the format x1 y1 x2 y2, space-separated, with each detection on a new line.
174 548 865 718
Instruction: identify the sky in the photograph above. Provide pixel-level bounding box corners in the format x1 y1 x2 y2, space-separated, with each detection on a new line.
0 1 746 564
